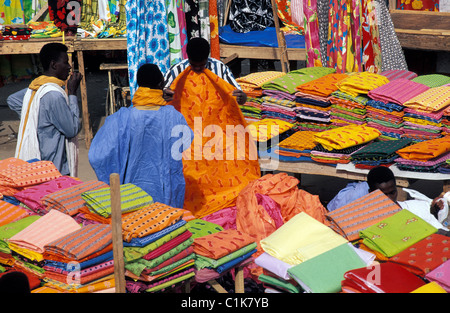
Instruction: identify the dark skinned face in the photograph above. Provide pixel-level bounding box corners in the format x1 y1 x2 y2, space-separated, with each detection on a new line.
373 180 398 203
188 59 207 73
51 52 72 81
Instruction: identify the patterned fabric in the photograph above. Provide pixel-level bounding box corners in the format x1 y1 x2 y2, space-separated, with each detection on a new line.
350 138 413 160
126 0 170 98
412 74 450 88
313 124 381 151
186 219 223 239
0 200 35 227
389 234 450 276
228 0 274 33
380 69 417 81
0 160 61 188
14 176 82 215
248 119 294 142
236 71 286 93
303 0 323 67
44 224 111 261
8 209 81 255
360 210 437 258
0 215 40 254
195 242 257 269
209 0 220 59
403 86 450 113
121 202 184 242
123 220 186 248
184 0 200 39
166 0 183 66
368 78 430 105
193 229 255 259
326 190 402 241
425 259 450 292
142 231 192 260
40 180 108 216
82 183 154 218
396 0 438 11
169 68 261 218
296 73 349 97
278 131 317 151
47 0 81 33
337 72 390 97
276 0 303 34
396 135 450 161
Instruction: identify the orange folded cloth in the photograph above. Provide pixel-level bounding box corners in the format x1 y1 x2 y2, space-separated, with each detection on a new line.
396 135 450 161
0 200 34 227
0 160 61 188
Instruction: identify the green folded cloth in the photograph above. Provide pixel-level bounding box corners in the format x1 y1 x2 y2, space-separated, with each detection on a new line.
82 183 153 218
195 242 257 270
186 219 223 239
287 243 366 293
360 209 437 258
258 274 301 293
351 138 413 159
412 74 450 88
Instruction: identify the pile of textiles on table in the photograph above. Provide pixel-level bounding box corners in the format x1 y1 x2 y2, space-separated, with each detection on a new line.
266 130 316 162
248 119 296 152
193 228 257 285
122 202 195 293
260 96 298 124
239 97 263 123
0 26 32 40
28 21 62 38
328 91 369 128
394 135 450 173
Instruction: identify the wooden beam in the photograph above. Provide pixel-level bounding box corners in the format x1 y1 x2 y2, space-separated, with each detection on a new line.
31 4 49 22
220 44 305 61
76 50 93 148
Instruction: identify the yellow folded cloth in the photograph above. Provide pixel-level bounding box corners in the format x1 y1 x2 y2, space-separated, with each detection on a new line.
411 282 447 293
313 124 380 151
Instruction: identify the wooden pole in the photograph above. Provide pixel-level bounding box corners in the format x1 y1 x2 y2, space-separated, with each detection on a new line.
77 50 93 148
270 0 290 72
110 173 126 293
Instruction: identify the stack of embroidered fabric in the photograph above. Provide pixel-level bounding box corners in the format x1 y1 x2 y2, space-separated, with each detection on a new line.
121 202 194 293
270 130 316 162
41 224 115 293
394 136 450 173
193 228 257 286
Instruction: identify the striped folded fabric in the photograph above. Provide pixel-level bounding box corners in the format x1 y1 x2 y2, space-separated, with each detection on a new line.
380 69 418 81
325 190 402 241
44 224 112 261
403 86 450 113
8 209 81 254
14 176 82 214
0 158 29 197
368 78 430 105
0 160 61 188
236 71 286 92
0 200 35 227
122 202 185 242
41 180 109 216
81 183 153 218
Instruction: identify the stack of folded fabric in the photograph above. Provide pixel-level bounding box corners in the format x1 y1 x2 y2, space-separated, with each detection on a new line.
0 199 36 227
341 262 426 293
359 209 437 258
260 96 298 124
349 138 413 169
425 259 450 292
239 96 263 123
336 71 390 98
411 74 450 88
380 69 418 81
442 106 450 136
270 130 316 162
193 229 257 285
1 26 32 40
365 100 405 140
402 85 450 141
0 160 62 201
395 136 450 172
81 183 153 219
6 209 81 286
328 91 369 127
121 202 193 293
326 190 402 241
310 143 365 165
40 180 109 222
28 21 62 38
13 176 83 215
249 119 296 153
236 71 286 98
42 224 114 293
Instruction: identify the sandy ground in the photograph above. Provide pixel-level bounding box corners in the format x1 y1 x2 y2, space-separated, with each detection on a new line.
0 70 445 207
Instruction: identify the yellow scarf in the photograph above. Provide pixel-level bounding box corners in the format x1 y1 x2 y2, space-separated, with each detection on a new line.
17 75 66 157
132 87 166 110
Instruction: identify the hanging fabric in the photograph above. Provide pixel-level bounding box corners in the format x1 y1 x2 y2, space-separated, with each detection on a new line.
125 0 170 98
198 0 210 40
0 0 24 24
176 0 188 59
166 0 183 65
209 0 220 59
303 0 323 67
276 0 304 34
184 0 201 39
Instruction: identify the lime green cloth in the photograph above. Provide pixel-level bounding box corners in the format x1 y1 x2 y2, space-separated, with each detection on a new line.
0 215 40 254
81 183 153 218
287 243 366 293
186 219 223 239
195 242 257 269
360 210 437 258
258 274 301 293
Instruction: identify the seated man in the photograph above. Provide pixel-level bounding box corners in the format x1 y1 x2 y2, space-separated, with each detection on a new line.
163 37 247 105
88 63 193 209
11 42 82 176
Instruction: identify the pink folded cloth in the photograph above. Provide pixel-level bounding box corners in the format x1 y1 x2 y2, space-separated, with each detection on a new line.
404 108 445 120
425 259 450 292
368 78 430 105
380 69 418 81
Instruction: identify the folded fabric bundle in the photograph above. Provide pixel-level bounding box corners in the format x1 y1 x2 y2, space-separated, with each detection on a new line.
278 131 317 151
186 219 223 239
425 259 450 292
403 86 450 113
368 78 429 105
0 200 35 227
142 248 194 275
259 273 301 293
14 176 82 215
380 69 417 81
313 124 380 151
0 215 40 254
236 71 286 93
142 231 192 261
350 138 412 162
193 229 255 260
260 212 347 265
0 160 61 188
296 73 349 97
44 224 112 262
330 90 370 107
40 180 108 216
411 74 450 88
287 243 367 293
359 210 437 258
121 202 184 242
248 119 295 147
396 135 450 161
396 152 450 173
326 190 402 241
337 72 389 97
341 262 426 293
7 210 81 262
195 242 257 270
310 143 364 164
145 268 195 292
82 183 153 218
411 281 448 293
262 89 297 101
389 234 450 277
123 220 187 248
44 251 113 272
255 252 293 280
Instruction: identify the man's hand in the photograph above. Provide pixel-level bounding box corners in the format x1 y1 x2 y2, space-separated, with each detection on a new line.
232 89 247 105
430 196 445 220
163 88 175 102
67 72 82 96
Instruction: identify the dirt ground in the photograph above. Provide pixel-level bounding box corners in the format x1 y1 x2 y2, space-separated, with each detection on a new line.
0 64 445 207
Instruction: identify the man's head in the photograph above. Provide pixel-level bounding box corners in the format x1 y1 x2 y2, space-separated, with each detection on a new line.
186 37 210 73
367 166 398 203
137 63 164 89
40 43 72 81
